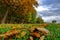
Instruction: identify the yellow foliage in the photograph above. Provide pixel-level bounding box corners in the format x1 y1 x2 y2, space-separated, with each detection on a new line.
16 31 27 38
21 31 27 37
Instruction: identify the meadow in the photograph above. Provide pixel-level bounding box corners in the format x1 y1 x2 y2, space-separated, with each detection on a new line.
0 24 60 40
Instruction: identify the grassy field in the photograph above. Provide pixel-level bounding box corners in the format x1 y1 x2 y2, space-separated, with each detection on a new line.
45 24 60 40
0 24 60 40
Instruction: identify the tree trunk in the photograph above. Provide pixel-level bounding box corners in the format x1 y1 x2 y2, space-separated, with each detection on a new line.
1 9 9 24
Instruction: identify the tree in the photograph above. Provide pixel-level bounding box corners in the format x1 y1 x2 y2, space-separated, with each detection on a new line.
0 0 38 23
29 13 37 23
36 17 44 24
52 20 56 23
24 13 37 24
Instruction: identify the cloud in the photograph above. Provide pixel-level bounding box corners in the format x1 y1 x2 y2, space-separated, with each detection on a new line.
36 0 60 23
42 16 60 23
35 6 49 12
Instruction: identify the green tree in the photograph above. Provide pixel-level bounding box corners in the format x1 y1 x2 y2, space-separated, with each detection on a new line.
36 17 44 24
52 20 56 23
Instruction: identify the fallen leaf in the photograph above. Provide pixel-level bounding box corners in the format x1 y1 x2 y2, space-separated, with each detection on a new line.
40 36 45 40
21 31 27 37
31 32 40 38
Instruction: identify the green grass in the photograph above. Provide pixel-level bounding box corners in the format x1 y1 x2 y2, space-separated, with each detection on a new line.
0 24 60 40
45 24 60 40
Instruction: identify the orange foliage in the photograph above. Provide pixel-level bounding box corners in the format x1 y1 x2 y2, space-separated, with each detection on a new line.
3 0 38 15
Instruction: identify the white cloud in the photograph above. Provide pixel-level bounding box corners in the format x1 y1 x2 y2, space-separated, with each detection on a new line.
42 16 60 23
35 6 49 12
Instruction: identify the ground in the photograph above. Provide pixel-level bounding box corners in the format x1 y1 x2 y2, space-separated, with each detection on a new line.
0 23 60 40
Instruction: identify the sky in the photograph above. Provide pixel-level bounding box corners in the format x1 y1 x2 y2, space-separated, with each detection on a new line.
35 0 60 23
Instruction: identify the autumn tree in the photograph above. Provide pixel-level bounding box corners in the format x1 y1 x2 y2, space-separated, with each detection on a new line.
0 0 38 23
